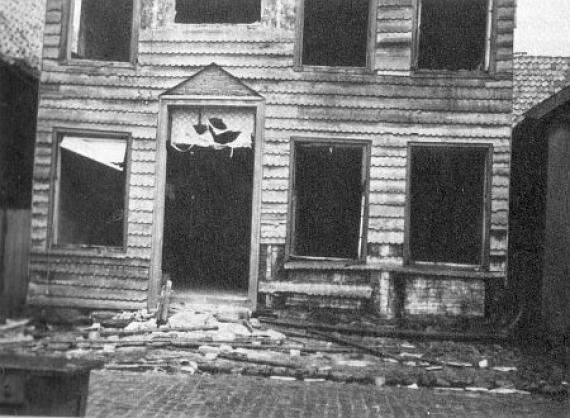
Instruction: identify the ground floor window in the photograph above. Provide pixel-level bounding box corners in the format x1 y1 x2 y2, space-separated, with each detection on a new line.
406 143 491 266
288 139 370 260
52 131 129 248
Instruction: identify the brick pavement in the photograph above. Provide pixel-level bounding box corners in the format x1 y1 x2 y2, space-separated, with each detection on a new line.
86 371 569 418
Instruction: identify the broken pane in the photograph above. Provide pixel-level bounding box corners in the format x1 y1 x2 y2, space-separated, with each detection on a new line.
418 0 488 71
175 0 261 24
70 0 134 62
293 143 364 259
409 146 488 265
56 136 127 247
302 0 369 67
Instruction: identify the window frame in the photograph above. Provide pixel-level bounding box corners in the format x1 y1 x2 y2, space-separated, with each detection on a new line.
172 0 262 25
286 137 371 262
49 128 132 252
293 0 379 73
404 142 493 271
411 0 495 75
61 0 141 67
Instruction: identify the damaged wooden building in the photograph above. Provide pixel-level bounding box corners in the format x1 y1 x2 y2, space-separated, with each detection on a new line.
27 0 515 317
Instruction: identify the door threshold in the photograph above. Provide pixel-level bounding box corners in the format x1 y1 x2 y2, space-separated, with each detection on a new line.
169 289 251 313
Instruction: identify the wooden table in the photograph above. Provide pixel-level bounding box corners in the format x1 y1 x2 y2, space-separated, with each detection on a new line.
0 354 103 416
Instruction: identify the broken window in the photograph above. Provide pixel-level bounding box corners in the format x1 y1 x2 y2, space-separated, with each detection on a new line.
69 0 135 62
416 0 491 71
174 0 261 24
300 0 370 67
289 141 368 259
407 144 490 266
54 134 128 248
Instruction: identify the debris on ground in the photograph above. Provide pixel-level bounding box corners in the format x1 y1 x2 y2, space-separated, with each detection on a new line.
156 281 172 326
0 318 34 348
0 308 567 399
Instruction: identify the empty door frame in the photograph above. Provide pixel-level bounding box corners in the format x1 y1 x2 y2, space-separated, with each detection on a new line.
149 96 265 310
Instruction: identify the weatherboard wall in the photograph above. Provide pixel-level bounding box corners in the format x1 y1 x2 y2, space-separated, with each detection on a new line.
29 0 514 310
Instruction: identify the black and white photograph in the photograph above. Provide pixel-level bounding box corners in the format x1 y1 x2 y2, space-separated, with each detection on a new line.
0 0 568 416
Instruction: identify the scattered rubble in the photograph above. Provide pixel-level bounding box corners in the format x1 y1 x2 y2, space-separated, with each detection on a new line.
0 308 567 399
492 366 518 373
0 318 33 348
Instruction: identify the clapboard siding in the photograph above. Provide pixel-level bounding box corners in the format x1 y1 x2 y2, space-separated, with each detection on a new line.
39 72 513 96
27 244 151 308
38 67 513 91
40 91 511 114
264 119 511 137
493 0 515 75
31 103 157 307
138 42 294 56
30 0 513 308
26 295 146 310
374 0 413 72
28 283 146 302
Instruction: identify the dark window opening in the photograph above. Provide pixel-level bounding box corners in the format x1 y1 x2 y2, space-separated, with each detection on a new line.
409 145 488 265
302 0 369 67
292 143 365 259
417 0 488 71
55 136 127 247
70 0 134 62
175 0 261 24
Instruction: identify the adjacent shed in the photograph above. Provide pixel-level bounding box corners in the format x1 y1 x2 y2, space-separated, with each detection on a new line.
511 85 570 344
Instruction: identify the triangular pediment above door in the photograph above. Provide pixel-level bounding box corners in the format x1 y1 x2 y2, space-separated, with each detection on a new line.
162 63 261 98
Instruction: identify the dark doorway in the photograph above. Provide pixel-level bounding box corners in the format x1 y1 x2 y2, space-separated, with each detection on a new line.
162 145 253 292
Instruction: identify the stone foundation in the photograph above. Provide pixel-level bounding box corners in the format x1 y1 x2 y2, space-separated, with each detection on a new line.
257 244 490 318
402 276 485 317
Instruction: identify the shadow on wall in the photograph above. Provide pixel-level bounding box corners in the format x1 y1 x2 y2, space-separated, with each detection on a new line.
0 62 37 319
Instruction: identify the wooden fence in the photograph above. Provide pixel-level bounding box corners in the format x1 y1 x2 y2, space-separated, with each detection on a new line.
0 209 31 316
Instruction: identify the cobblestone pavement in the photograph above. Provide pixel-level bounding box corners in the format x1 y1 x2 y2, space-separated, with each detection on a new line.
86 371 569 418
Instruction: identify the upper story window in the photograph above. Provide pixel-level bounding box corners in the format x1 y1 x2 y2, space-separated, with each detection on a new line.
296 0 375 69
174 0 261 24
415 0 493 71
68 0 139 63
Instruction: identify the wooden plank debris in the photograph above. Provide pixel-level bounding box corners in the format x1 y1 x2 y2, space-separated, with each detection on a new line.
0 318 31 332
156 280 172 326
217 352 297 369
306 330 401 362
259 317 510 343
